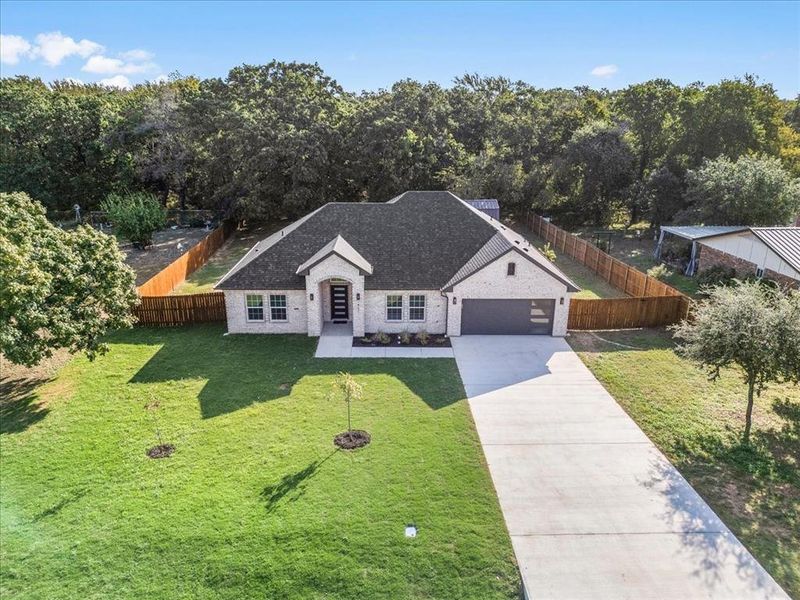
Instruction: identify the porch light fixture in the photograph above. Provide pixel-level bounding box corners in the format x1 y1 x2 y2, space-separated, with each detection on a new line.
452 297 457 305
309 293 314 301
356 292 360 300
560 297 564 305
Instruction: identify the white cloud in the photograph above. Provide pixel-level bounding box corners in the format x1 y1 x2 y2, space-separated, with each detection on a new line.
32 31 103 66
120 48 154 62
99 75 131 89
1 34 32 64
590 64 618 78
82 54 155 75
152 74 169 83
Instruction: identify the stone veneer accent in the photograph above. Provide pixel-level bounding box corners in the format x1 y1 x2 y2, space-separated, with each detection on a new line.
698 244 799 289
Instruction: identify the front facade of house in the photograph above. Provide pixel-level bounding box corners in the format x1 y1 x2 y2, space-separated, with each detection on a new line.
216 191 579 337
697 227 800 288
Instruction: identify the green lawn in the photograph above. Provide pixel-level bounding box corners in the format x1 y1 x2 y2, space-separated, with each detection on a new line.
173 223 282 295
568 328 800 597
524 232 622 299
0 326 519 599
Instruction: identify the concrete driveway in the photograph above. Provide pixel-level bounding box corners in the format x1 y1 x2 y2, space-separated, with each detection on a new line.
452 335 788 600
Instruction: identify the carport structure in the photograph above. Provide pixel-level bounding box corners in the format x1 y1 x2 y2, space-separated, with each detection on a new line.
654 225 747 275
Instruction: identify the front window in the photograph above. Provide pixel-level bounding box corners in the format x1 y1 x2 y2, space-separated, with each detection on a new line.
386 295 403 321
246 294 264 321
270 294 287 321
409 294 426 321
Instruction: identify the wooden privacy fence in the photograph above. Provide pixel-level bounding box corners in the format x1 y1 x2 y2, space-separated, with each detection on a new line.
527 212 692 329
568 296 689 330
137 220 236 296
134 293 226 326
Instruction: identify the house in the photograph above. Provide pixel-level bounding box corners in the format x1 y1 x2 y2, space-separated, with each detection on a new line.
697 227 800 288
464 198 500 220
215 191 579 337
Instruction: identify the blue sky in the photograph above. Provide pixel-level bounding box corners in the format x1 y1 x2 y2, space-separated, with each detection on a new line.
1 1 798 96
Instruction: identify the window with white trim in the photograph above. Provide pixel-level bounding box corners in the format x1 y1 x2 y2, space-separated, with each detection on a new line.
755 266 764 279
386 295 403 321
409 294 426 321
270 294 287 321
246 294 264 321
507 262 516 276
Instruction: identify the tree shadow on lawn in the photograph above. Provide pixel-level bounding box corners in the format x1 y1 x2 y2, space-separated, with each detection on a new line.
260 450 338 513
127 326 463 419
665 394 800 595
0 376 50 434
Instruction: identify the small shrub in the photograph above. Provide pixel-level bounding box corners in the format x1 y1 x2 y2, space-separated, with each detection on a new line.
697 265 736 287
415 330 430 346
102 192 166 249
542 242 557 262
647 263 671 281
372 331 390 345
360 336 372 344
399 330 412 345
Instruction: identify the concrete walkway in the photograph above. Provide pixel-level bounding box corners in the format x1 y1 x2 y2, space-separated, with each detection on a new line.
314 323 454 358
451 335 788 600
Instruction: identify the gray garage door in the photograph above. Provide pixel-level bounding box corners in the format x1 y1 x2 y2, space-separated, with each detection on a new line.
461 299 555 335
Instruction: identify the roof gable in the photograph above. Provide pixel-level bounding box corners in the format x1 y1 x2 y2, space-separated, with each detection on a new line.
296 235 373 276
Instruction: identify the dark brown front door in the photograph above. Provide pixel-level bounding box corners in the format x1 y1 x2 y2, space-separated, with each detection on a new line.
330 284 349 322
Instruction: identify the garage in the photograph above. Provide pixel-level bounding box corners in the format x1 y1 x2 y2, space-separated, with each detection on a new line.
461 299 555 335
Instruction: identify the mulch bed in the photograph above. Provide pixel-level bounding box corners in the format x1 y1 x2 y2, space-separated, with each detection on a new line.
146 444 175 459
353 333 451 348
334 430 371 450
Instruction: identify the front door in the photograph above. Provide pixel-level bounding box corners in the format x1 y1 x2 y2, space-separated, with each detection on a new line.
330 284 349 322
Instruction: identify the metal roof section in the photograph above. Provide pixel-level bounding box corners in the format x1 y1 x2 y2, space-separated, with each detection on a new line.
455 198 580 293
658 225 749 241
296 235 374 276
465 199 500 211
441 232 515 290
751 227 800 273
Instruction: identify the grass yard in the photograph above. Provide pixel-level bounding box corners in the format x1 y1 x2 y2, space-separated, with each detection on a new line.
568 328 800 597
0 326 519 599
172 223 282 295
523 232 622 299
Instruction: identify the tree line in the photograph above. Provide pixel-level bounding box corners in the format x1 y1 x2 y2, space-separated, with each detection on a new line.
1 61 798 227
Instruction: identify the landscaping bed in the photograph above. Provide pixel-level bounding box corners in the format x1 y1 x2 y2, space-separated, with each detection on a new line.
0 325 518 599
354 332 451 347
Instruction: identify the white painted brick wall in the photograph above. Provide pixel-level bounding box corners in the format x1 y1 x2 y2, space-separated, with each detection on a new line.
364 290 447 334
223 290 308 334
448 251 572 336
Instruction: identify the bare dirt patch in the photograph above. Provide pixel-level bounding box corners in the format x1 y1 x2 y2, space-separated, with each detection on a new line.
334 430 371 450
146 444 175 459
122 227 211 286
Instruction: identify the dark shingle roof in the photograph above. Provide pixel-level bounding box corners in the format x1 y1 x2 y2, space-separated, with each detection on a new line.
217 191 501 290
216 190 579 292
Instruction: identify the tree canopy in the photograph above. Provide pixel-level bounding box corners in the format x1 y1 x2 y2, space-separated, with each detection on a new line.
1 63 798 227
0 192 138 366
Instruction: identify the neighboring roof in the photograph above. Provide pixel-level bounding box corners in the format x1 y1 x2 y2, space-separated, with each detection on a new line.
660 225 749 241
465 199 500 211
216 190 579 293
751 227 800 273
296 235 373 276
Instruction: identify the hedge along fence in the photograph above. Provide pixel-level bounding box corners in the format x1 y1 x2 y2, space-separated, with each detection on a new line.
527 213 691 330
136 220 236 296
134 293 227 326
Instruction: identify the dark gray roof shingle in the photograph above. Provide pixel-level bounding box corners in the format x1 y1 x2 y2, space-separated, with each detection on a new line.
217 191 502 290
